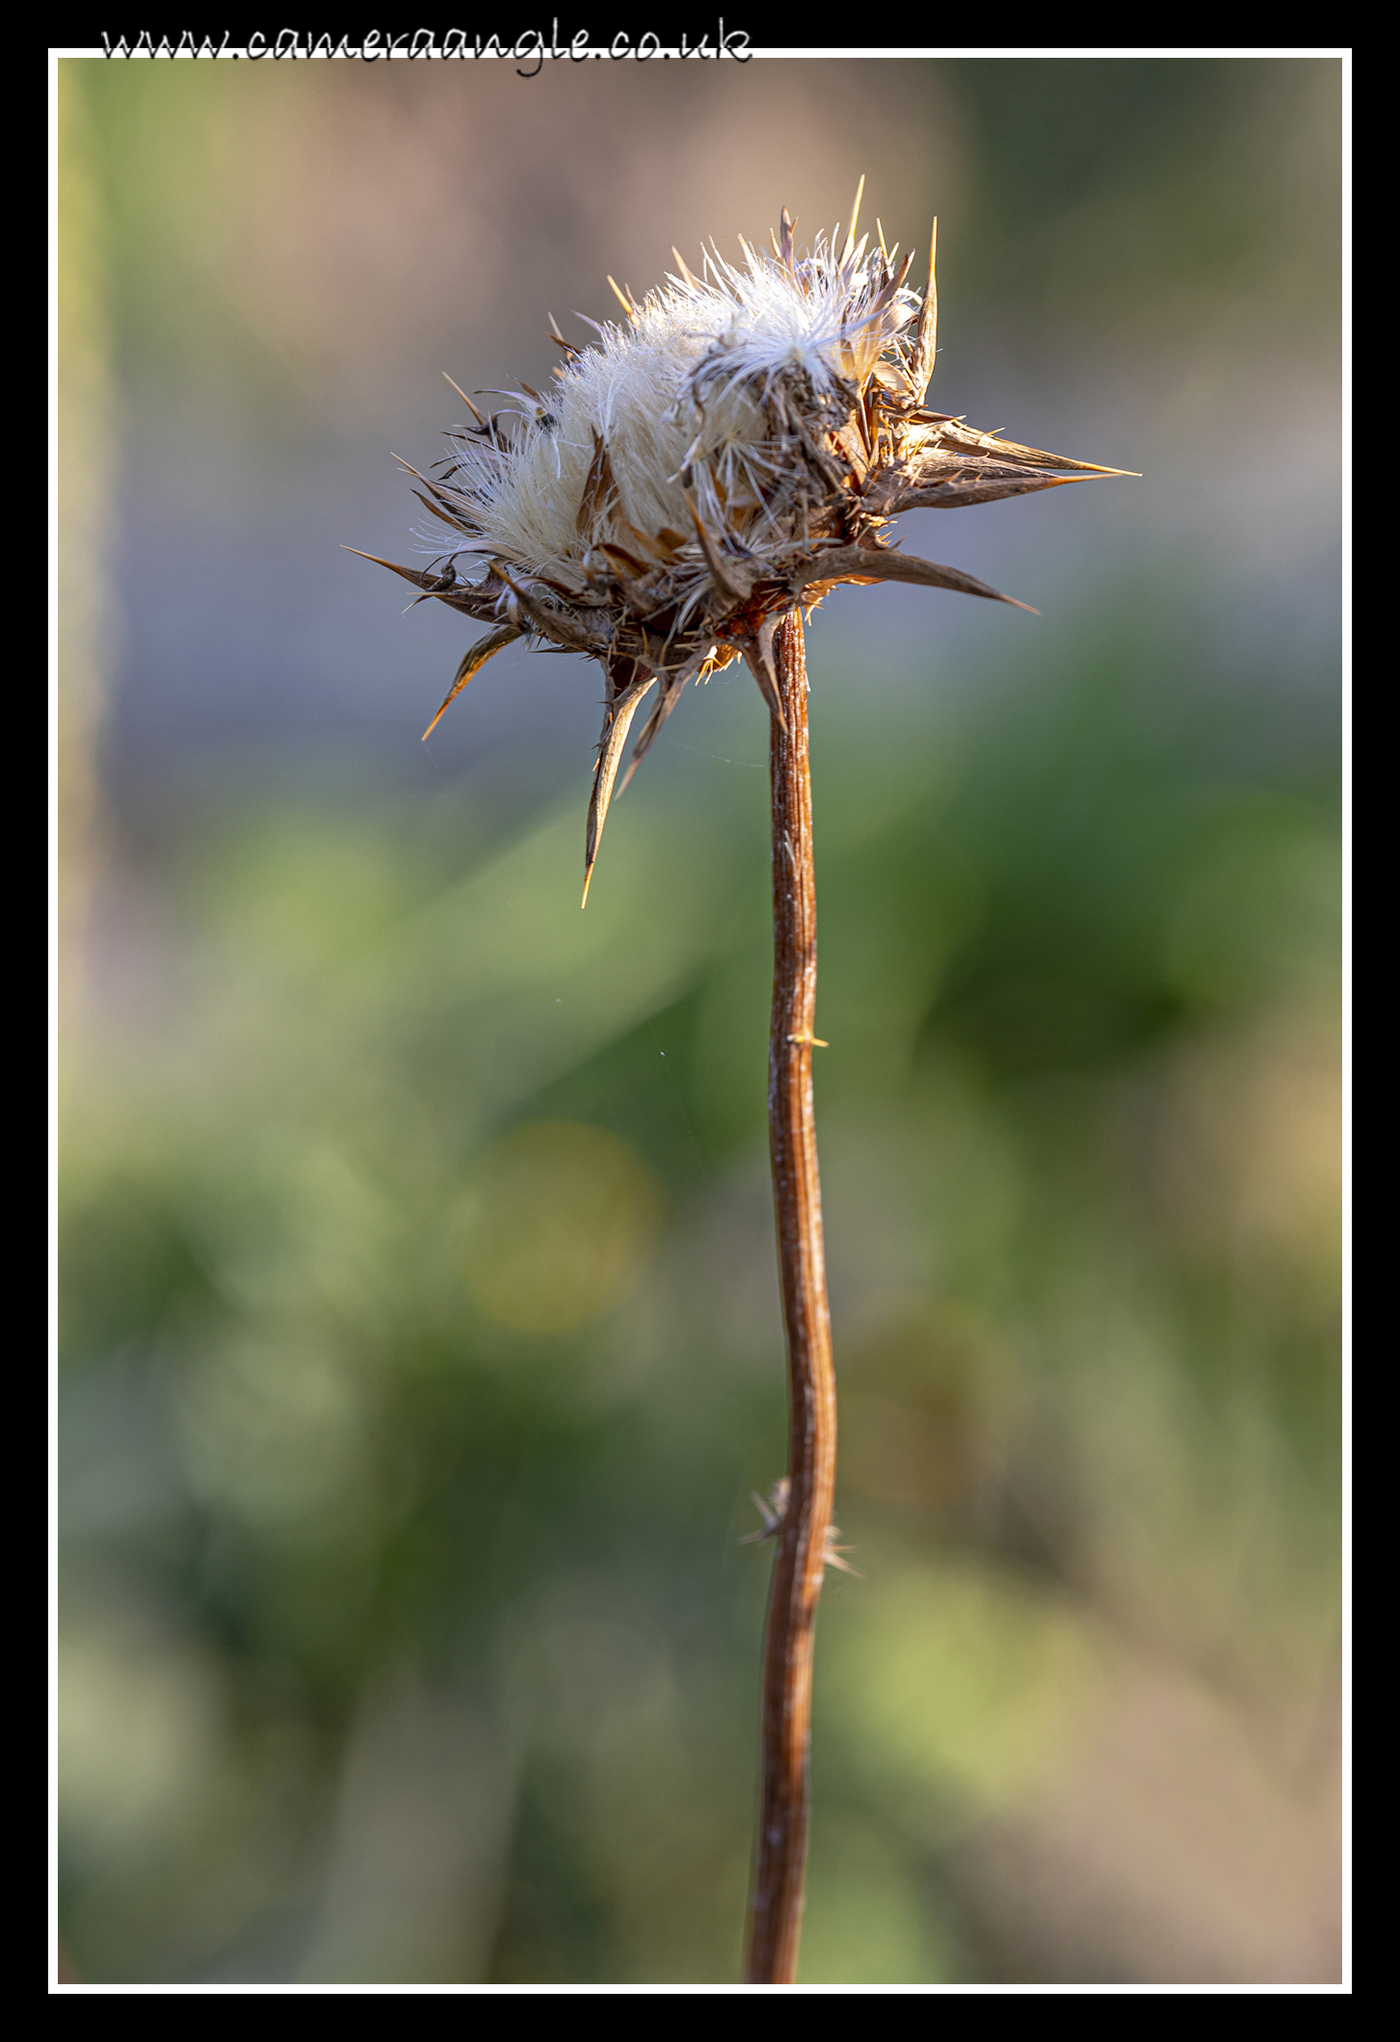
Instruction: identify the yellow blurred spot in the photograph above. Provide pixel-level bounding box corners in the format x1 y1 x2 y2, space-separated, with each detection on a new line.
830 1557 1109 1815
458 1120 661 1335
58 1628 225 1853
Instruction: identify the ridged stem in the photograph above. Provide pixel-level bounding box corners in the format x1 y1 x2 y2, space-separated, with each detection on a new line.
743 611 837 1986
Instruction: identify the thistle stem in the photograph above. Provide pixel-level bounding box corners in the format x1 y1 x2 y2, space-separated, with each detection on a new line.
743 611 837 1986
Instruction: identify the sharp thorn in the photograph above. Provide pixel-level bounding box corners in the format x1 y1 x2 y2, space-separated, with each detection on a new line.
606 275 639 324
442 372 487 426
842 173 866 263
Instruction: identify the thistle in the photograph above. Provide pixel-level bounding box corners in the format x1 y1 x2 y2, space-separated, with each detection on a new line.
355 182 1128 904
360 184 1130 1986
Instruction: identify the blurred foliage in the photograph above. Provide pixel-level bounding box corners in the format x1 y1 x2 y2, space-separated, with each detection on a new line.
59 608 1340 1981
58 53 1342 1984
951 60 1340 340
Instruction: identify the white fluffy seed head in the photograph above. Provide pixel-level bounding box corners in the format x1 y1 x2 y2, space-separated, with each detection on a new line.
368 201 1127 896
436 227 920 590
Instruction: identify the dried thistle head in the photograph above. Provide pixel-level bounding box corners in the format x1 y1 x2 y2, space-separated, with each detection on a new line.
358 185 1131 901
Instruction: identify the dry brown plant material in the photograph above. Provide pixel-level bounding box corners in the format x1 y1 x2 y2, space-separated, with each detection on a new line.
363 186 1130 1984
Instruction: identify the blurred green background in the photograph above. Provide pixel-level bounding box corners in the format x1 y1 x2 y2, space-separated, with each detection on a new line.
56 54 1343 1984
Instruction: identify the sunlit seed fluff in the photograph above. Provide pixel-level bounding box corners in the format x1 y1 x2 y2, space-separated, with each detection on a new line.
455 242 915 580
358 191 1133 901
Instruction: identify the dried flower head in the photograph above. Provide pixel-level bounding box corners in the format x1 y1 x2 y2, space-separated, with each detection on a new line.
358 185 1130 900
